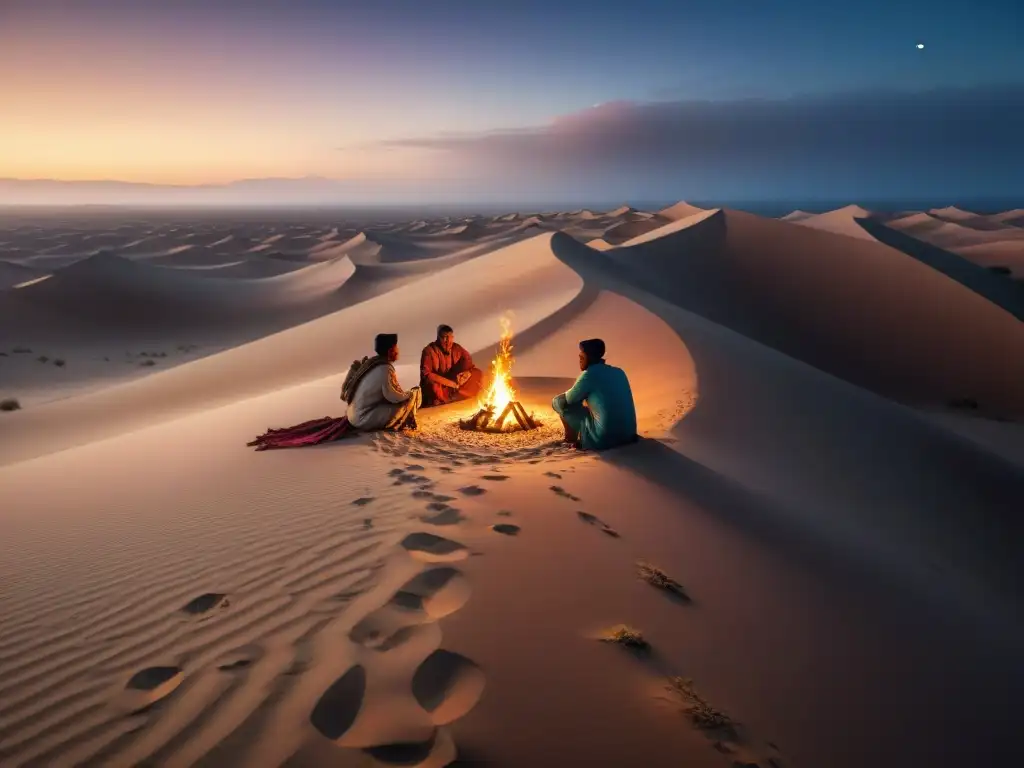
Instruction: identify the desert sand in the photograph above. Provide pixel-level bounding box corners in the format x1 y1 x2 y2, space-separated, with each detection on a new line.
1 203 1024 768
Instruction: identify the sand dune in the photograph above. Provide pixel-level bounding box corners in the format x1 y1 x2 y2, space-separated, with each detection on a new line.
780 209 814 222
156 256 313 279
925 206 1013 231
887 211 1024 248
602 215 672 244
2 206 1023 768
657 200 706 221
787 204 876 240
0 233 585 465
604 204 635 218
855 217 1024 321
991 208 1024 227
0 251 364 353
955 240 1024 275
602 208 1024 416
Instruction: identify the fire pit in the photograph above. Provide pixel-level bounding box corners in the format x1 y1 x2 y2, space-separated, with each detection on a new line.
459 317 541 433
459 400 540 432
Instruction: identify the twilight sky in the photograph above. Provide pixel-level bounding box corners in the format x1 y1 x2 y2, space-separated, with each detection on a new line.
1 0 1022 205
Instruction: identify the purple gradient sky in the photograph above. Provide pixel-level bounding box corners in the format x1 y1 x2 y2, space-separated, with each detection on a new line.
2 0 1022 203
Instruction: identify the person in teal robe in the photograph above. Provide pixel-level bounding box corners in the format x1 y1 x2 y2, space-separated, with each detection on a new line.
551 338 638 450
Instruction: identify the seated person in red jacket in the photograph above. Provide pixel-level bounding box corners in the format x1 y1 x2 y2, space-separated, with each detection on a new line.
420 324 485 407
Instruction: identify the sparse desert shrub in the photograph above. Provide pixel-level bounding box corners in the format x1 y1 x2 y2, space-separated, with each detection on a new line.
600 624 650 652
636 561 690 601
666 677 734 732
12 346 31 354
140 359 156 367
53 359 66 367
37 355 49 363
0 398 21 412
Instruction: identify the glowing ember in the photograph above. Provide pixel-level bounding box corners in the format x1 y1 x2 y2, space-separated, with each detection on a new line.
480 315 517 415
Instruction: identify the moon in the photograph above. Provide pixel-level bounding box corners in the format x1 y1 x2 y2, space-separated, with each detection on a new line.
916 42 925 49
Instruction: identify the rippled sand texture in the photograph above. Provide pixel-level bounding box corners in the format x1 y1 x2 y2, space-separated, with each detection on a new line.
2 203 1024 767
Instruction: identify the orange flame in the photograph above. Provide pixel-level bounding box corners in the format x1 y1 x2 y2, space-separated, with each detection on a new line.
480 315 517 417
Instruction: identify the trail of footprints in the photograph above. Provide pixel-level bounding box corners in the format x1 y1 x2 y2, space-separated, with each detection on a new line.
73 451 781 767
303 462 490 765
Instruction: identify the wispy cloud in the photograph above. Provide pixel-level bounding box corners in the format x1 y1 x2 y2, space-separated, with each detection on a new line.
362 85 1024 198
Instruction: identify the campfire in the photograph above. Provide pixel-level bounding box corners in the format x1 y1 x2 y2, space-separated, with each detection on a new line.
459 317 540 432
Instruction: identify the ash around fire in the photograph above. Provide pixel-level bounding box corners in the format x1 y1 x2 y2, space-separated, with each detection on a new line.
408 408 576 461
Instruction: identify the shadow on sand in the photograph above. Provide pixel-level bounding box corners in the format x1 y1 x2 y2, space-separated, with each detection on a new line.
597 436 924 600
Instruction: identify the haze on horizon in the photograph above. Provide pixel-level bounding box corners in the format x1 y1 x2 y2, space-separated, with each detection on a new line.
2 0 1023 206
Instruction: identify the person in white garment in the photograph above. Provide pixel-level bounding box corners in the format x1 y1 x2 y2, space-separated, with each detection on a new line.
341 333 421 432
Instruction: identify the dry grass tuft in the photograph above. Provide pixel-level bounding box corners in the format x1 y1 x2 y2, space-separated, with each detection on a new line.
637 561 690 601
666 677 734 732
600 624 650 652
53 358 66 367
139 359 157 367
1 398 21 412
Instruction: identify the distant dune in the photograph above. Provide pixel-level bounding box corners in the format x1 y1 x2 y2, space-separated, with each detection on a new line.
601 216 671 244
788 204 876 240
598 208 1024 416
656 200 706 221
780 209 815 222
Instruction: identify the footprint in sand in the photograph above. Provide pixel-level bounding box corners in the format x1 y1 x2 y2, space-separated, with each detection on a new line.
119 666 183 713
480 474 508 482
412 649 486 725
352 497 375 506
577 511 620 538
218 659 252 672
411 489 435 499
388 468 405 477
349 567 471 648
550 485 581 502
400 533 469 563
215 645 261 672
457 485 487 497
363 728 456 767
491 523 520 536
439 467 454 473
405 464 426 471
180 592 228 615
497 510 513 517
421 506 466 527
544 471 562 479
310 664 367 740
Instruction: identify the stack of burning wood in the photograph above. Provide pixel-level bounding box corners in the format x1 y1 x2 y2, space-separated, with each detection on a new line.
458 400 540 432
